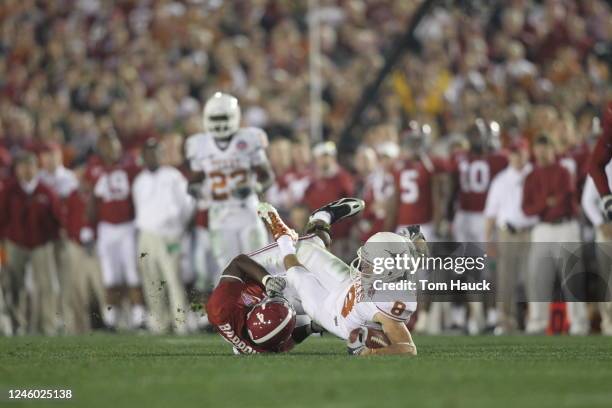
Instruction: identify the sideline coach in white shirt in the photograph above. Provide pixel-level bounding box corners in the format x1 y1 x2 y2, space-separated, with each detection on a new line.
133 139 195 333
484 138 538 334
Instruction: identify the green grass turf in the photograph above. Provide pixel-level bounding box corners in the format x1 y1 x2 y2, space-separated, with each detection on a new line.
1 334 611 408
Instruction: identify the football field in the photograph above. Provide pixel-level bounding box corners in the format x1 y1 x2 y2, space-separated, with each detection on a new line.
1 334 611 408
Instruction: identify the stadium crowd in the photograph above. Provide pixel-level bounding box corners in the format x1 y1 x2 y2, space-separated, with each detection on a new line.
0 0 611 336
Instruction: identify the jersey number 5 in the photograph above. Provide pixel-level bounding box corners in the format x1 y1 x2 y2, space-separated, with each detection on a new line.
400 169 419 204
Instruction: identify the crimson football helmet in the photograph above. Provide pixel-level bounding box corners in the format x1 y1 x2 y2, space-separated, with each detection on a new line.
246 297 296 351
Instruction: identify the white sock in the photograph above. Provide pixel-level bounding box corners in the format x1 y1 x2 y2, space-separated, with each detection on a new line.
103 306 118 327
311 211 331 224
131 304 146 328
277 235 296 257
451 306 466 326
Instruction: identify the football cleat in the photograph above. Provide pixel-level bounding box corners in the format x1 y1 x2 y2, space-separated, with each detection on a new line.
311 198 365 225
257 202 299 241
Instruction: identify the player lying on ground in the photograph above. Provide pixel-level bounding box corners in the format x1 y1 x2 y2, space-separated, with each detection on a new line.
205 199 361 354
257 199 418 356
205 248 321 354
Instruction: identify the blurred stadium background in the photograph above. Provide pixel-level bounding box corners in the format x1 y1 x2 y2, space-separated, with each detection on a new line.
0 0 611 338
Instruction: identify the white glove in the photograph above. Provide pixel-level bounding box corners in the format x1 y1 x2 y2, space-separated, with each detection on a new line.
346 327 368 356
262 275 286 297
602 195 612 221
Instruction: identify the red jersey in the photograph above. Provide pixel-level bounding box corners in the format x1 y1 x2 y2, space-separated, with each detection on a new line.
359 170 394 241
0 179 61 248
85 161 140 224
452 152 508 212
62 189 95 244
393 156 448 226
558 143 589 194
588 101 612 195
303 167 355 238
522 162 576 222
207 278 277 354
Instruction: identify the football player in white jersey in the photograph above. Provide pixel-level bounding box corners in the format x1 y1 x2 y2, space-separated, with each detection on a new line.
248 199 418 356
185 92 275 288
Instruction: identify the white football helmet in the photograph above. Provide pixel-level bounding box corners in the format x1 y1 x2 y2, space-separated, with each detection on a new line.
203 92 241 139
349 232 419 298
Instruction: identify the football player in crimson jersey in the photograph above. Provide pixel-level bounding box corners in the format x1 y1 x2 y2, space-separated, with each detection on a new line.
385 122 449 241
448 121 508 243
447 120 508 335
589 101 612 219
84 131 145 330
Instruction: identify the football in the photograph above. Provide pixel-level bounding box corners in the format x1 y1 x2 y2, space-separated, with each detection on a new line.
349 327 391 349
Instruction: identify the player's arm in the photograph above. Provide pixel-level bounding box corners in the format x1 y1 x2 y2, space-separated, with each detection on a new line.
253 162 275 193
221 254 286 296
359 313 417 356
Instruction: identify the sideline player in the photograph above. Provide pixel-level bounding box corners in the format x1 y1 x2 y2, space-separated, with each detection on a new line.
185 92 274 289
84 131 145 329
256 200 418 356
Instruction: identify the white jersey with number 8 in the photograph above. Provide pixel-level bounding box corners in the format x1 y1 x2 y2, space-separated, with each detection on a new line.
249 235 416 339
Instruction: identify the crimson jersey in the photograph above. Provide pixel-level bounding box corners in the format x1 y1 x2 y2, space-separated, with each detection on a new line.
207 277 294 354
589 101 612 195
393 156 448 226
303 168 355 238
85 160 140 224
558 143 589 194
451 152 508 212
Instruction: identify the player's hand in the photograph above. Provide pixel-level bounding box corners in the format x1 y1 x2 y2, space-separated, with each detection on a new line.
262 275 286 297
601 195 612 221
346 327 367 356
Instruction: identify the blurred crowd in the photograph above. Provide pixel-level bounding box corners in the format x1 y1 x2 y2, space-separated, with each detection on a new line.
0 0 611 336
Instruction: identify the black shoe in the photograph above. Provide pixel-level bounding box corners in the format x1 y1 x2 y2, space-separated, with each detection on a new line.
311 198 365 225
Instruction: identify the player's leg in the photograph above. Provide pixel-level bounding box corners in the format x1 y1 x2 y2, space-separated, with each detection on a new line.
558 221 588 335
0 277 12 336
122 225 146 330
158 236 189 334
138 231 169 333
30 243 60 335
209 226 240 279
239 213 269 254
526 225 555 334
97 223 123 329
596 229 612 335
258 202 343 336
284 266 341 336
65 240 91 333
3 241 28 334
308 197 365 226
